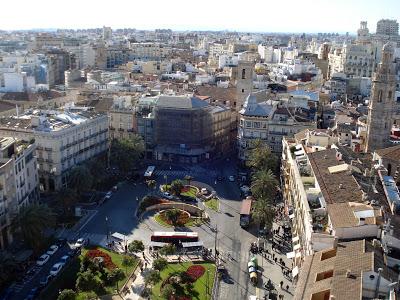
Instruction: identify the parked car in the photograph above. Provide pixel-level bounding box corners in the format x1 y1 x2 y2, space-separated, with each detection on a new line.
46 245 59 255
24 287 39 300
49 263 64 276
228 175 235 182
67 247 81 257
163 192 174 200
74 238 87 249
112 185 118 192
60 255 69 264
56 238 67 247
36 254 50 266
39 275 53 287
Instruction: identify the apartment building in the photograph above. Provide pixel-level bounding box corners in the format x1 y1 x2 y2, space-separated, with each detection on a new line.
294 240 397 300
109 96 136 140
238 91 317 157
376 19 399 36
0 107 108 191
0 137 39 249
281 140 384 274
129 42 171 60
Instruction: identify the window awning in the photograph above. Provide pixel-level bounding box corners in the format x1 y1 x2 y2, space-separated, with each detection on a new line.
293 244 301 251
149 241 168 248
292 236 299 243
292 266 299 277
286 251 295 259
289 214 295 219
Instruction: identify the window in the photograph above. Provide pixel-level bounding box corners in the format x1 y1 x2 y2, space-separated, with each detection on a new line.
316 270 334 281
254 122 261 128
242 89 245 93
321 249 336 261
378 90 383 102
389 91 393 99
241 68 246 79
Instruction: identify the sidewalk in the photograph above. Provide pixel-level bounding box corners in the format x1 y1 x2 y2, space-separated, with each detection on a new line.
123 253 154 300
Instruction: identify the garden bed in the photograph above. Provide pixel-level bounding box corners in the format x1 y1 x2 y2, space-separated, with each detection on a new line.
152 262 216 300
154 209 201 227
204 198 219 211
180 186 198 199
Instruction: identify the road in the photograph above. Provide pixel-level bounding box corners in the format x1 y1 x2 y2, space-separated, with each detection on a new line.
9 158 262 300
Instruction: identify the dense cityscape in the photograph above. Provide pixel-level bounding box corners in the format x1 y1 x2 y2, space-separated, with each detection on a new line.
0 6 400 300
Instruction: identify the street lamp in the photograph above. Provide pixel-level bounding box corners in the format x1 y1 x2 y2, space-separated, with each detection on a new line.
105 216 109 242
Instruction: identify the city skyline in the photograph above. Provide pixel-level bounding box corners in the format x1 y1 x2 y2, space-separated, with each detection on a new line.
2 0 400 33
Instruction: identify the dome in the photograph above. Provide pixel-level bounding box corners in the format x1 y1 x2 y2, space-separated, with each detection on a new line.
382 42 394 53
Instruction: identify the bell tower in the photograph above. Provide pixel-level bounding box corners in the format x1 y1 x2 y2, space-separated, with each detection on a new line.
365 42 397 153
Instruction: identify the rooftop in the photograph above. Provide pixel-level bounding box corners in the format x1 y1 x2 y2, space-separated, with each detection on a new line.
156 95 209 109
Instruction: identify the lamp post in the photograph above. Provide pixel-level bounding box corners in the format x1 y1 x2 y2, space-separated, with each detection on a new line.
105 216 109 242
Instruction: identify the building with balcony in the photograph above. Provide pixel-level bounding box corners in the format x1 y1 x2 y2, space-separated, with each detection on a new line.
0 107 108 191
281 139 383 277
238 91 317 158
0 137 39 249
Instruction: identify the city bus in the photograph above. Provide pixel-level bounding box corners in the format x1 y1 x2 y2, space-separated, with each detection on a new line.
240 197 253 228
144 166 156 179
150 232 199 245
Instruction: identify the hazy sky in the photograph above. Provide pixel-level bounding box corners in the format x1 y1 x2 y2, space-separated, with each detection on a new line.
2 0 400 33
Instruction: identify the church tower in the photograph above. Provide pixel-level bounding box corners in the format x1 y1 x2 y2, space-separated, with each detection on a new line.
235 61 254 112
365 43 397 153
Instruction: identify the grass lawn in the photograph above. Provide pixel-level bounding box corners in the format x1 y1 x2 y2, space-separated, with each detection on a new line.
151 262 216 300
204 198 219 211
39 247 139 300
180 186 197 199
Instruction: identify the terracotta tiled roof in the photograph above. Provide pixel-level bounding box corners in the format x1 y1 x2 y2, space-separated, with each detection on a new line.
375 145 400 161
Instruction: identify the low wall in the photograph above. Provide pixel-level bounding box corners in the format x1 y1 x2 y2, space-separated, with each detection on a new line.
146 202 206 218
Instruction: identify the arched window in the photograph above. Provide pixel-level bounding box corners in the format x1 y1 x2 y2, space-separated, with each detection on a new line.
389 91 393 99
241 69 246 79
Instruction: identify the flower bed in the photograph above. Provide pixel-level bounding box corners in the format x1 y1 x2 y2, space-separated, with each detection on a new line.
85 249 116 270
186 265 206 282
159 210 190 226
138 196 171 214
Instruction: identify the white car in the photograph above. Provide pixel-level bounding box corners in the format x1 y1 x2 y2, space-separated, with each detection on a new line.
46 245 59 255
75 238 86 248
240 185 250 193
36 254 50 266
228 175 235 182
163 192 174 200
49 263 64 276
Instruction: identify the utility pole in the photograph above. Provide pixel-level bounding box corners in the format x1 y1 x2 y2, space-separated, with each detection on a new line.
214 224 218 265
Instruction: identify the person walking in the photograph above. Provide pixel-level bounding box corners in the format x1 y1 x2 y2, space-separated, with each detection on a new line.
280 281 283 288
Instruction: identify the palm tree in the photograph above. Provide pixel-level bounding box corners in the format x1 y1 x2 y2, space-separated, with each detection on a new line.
146 179 157 195
11 204 56 253
251 169 278 200
165 209 181 227
56 188 77 216
247 139 278 173
184 175 193 186
110 135 145 174
68 165 93 196
252 197 275 232
87 159 107 188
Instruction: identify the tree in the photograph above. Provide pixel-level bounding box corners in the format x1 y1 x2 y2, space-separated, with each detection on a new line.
170 179 184 196
56 187 77 216
146 179 157 195
252 197 275 231
128 240 144 253
184 175 193 186
122 255 136 267
11 204 55 253
144 270 161 287
153 257 168 271
87 159 107 188
110 136 144 174
164 209 181 227
68 165 93 195
161 284 176 299
247 139 278 173
106 268 125 285
76 270 102 292
0 251 18 290
159 244 176 256
57 289 76 300
251 169 278 200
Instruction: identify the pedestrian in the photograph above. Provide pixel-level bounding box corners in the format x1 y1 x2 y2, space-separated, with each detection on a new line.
145 262 147 269
280 281 283 288
274 257 278 263
286 284 289 291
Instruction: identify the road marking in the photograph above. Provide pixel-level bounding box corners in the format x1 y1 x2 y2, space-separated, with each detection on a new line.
77 210 98 232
